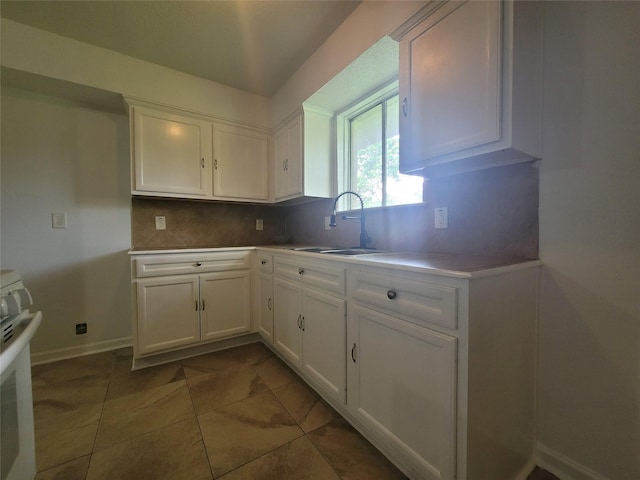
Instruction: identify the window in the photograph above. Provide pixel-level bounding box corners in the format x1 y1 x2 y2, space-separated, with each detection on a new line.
337 85 423 211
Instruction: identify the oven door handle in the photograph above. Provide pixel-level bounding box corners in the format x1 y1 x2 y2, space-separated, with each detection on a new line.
0 311 42 377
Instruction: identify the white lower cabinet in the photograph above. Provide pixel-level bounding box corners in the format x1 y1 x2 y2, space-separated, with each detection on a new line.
273 257 347 404
256 249 539 480
347 303 457 480
136 275 201 354
256 272 274 343
132 250 252 359
273 277 302 364
200 271 251 341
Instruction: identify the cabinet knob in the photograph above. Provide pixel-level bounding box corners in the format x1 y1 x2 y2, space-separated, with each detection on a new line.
298 268 304 275
301 316 305 332
268 298 272 311
387 290 397 300
261 260 267 265
351 342 357 363
201 157 205 168
297 314 302 329
214 159 218 170
195 262 202 267
402 97 408 117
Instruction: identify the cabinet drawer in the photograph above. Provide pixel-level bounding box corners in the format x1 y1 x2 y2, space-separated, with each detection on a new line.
274 256 345 296
256 253 273 273
350 270 457 329
134 251 250 278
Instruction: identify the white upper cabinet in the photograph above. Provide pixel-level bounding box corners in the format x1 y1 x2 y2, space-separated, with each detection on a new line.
273 107 333 202
395 0 543 177
127 99 269 202
274 115 303 200
131 105 211 198
213 124 268 201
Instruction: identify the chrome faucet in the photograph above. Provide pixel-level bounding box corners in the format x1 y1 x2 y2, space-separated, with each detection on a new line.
329 191 371 249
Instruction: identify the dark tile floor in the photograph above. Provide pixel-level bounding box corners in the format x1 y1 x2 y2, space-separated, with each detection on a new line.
31 341 560 480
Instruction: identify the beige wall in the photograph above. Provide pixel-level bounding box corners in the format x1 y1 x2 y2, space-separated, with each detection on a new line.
1 18 270 128
537 2 639 479
1 87 132 360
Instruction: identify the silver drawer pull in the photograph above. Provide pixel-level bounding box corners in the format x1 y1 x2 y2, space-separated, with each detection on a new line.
268 298 272 311
195 262 202 267
387 290 397 300
351 342 357 363
261 260 267 265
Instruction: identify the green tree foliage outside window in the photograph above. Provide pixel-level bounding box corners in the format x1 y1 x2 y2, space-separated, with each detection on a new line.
350 95 422 209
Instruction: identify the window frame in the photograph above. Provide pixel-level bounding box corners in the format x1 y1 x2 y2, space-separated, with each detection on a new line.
335 80 422 212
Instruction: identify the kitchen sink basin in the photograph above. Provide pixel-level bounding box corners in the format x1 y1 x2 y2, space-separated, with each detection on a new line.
320 249 382 256
291 247 331 253
290 246 384 256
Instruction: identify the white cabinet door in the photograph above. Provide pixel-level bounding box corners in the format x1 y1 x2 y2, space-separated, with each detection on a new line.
400 1 500 165
302 287 346 404
200 271 251 341
274 116 302 200
397 1 542 176
257 272 274 343
213 124 269 201
348 304 457 480
136 275 200 354
273 277 303 365
132 106 211 197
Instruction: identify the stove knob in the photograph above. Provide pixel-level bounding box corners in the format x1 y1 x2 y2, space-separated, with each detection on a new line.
13 288 33 306
0 295 20 316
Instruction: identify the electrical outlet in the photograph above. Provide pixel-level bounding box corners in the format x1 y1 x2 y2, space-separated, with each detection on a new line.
435 207 448 229
256 219 264 231
52 212 67 229
324 216 332 230
155 216 166 230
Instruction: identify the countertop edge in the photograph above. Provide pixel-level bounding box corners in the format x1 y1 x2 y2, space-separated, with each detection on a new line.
128 245 542 278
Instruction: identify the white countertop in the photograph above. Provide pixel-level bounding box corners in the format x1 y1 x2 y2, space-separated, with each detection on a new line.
130 245 541 279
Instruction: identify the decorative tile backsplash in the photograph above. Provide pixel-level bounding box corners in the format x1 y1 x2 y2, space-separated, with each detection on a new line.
131 162 538 259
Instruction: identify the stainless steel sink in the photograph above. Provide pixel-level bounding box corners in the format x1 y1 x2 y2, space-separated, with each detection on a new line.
290 246 383 256
291 247 332 253
320 249 382 256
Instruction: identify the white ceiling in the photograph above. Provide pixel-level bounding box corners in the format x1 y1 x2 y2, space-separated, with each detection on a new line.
0 0 361 97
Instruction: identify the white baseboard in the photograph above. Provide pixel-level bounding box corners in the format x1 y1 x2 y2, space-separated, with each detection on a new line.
514 459 538 480
30 336 133 365
536 442 610 480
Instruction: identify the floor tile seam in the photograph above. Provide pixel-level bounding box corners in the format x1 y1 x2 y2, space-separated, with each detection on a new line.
93 381 197 454
303 431 344 480
104 368 188 401
91 411 198 455
102 377 190 412
182 357 253 381
211 432 308 479
190 410 216 480
35 451 93 476
185 371 274 416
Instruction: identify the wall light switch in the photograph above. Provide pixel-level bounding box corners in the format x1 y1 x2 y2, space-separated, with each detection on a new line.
435 207 448 229
256 219 264 231
52 212 67 229
155 216 166 230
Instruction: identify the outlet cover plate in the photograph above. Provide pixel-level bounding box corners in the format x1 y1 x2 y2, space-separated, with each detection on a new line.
155 216 166 230
435 207 448 229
